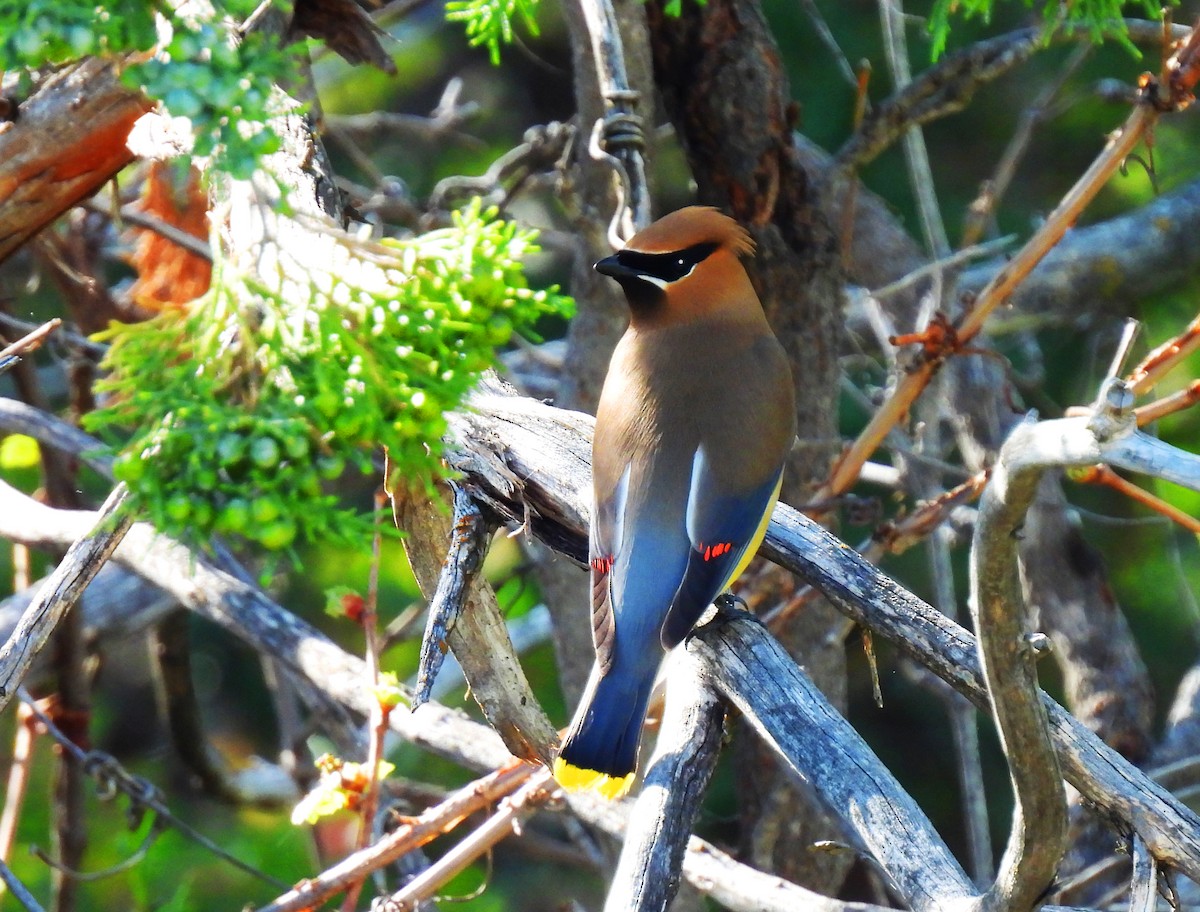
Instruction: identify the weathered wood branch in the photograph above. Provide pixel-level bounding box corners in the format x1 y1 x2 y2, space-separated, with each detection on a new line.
9 382 1197 906
606 648 725 911
0 471 906 909
444 377 1200 882
0 484 132 711
972 445 1068 910
410 481 498 708
395 481 559 764
695 611 977 911
0 58 149 264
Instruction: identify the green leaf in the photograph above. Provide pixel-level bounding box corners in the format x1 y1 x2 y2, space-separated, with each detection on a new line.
445 0 541 65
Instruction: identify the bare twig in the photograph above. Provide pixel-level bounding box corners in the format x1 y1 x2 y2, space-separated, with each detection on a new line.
605 649 725 911
261 762 537 912
878 0 949 258
1134 380 1200 425
0 703 38 898
326 79 482 148
1128 836 1157 912
869 235 1015 303
1073 464 1200 534
1128 313 1200 395
960 43 1091 248
798 0 857 86
17 687 289 890
0 318 62 376
341 489 391 912
971 432 1068 909
0 858 44 912
380 768 556 910
0 484 132 712
824 27 1198 496
83 200 213 262
837 27 1046 171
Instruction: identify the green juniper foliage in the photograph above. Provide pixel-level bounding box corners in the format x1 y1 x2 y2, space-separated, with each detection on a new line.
86 203 570 554
445 0 542 64
0 0 293 179
928 0 1170 60
3 2 570 557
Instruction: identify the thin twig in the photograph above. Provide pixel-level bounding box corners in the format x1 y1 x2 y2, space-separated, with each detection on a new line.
1128 313 1200 395
82 201 213 262
341 488 391 912
260 763 538 912
961 43 1091 248
797 0 857 86
837 26 1046 170
0 703 37 897
825 66 1178 496
0 858 44 912
878 0 949 258
870 235 1015 302
1134 380 1200 425
381 768 556 910
1072 464 1200 534
912 379 993 887
0 318 62 377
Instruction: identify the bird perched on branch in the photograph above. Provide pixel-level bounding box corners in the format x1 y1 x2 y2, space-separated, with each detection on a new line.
553 207 796 799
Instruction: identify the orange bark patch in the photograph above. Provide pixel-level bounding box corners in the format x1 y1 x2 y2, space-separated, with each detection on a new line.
126 162 212 310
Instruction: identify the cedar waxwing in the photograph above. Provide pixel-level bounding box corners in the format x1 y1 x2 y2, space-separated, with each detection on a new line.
553 207 796 799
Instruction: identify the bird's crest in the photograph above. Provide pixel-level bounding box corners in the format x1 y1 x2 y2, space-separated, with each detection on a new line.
623 206 754 258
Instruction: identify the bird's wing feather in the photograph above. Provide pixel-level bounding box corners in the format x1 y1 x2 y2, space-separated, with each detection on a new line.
660 445 783 648
589 462 631 673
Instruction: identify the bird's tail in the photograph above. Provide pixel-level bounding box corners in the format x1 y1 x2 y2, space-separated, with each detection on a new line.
553 664 655 800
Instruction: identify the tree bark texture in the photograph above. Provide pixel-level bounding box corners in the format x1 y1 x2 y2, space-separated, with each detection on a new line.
0 58 149 265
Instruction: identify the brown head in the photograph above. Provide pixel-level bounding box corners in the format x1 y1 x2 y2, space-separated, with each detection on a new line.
595 207 760 326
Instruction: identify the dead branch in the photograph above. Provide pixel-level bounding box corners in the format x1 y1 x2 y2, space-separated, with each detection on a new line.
260 762 536 912
412 481 492 708
0 58 149 265
394 482 559 765
824 35 1193 497
441 377 1200 881
0 484 132 711
605 647 725 911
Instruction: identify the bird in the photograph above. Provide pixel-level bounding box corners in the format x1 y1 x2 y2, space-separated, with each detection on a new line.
552 206 796 799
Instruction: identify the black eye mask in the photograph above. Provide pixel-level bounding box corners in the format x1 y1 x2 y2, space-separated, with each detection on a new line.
612 242 719 286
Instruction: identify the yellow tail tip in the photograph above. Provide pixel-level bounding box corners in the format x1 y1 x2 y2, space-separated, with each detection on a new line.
552 756 634 800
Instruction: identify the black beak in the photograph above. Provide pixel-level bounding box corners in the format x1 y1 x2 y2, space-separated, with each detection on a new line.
594 253 638 280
